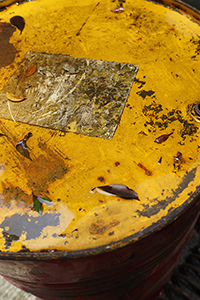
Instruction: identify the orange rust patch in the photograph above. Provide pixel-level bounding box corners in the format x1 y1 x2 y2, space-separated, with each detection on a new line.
1 182 31 206
89 219 120 235
137 162 153 176
0 22 16 68
24 143 69 195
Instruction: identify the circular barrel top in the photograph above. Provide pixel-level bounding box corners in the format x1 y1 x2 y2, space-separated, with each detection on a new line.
0 0 200 256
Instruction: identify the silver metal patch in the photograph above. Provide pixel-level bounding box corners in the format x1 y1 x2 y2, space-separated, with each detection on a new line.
0 51 138 139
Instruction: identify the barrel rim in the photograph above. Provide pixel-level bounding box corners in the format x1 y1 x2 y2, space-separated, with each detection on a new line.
0 188 199 260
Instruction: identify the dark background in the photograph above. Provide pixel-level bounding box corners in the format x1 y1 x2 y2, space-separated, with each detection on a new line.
183 0 200 9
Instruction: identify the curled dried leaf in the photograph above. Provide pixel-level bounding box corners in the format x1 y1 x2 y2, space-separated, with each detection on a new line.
37 196 53 206
173 151 186 164
25 63 37 77
91 184 139 200
154 132 173 144
16 132 32 160
10 16 25 34
6 92 26 102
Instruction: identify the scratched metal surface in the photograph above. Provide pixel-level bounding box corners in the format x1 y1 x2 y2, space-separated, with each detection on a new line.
0 51 138 140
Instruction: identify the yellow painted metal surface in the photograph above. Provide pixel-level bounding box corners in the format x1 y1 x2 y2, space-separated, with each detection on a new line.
0 0 200 253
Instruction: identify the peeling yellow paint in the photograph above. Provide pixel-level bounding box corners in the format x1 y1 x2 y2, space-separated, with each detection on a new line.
0 0 200 253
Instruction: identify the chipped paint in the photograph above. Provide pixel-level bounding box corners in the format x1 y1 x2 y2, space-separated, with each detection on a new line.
0 0 199 254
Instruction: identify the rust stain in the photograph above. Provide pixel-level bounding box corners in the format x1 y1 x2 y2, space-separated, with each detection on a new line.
137 162 153 176
24 143 69 195
1 183 31 206
97 176 105 182
0 22 16 68
89 219 120 235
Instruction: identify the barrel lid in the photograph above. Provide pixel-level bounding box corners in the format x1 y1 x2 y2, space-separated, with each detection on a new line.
0 0 200 255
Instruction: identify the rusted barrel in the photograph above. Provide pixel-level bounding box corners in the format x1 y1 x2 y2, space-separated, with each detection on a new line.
0 0 200 299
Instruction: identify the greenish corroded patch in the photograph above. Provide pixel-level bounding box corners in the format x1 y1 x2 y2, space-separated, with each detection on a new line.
0 51 138 139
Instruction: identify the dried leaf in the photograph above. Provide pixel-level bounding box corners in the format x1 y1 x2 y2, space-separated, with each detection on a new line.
16 132 32 160
10 16 25 34
154 132 173 144
6 92 26 102
173 151 186 164
91 184 139 200
25 63 37 77
16 142 31 160
37 196 53 206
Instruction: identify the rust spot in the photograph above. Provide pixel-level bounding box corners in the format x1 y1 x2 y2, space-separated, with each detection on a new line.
97 176 105 182
98 200 104 203
0 22 16 68
89 219 120 235
115 161 120 166
137 162 153 176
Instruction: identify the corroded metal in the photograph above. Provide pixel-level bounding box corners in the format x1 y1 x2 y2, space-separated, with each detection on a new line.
0 0 200 299
0 51 138 139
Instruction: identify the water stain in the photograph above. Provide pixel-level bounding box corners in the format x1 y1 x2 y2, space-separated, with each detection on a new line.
25 142 69 195
89 219 120 235
0 22 16 68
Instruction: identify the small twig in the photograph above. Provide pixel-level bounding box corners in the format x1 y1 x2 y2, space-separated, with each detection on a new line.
76 2 100 36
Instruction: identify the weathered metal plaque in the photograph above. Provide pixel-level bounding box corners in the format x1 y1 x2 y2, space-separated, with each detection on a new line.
0 51 138 139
